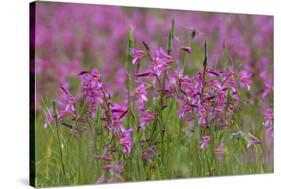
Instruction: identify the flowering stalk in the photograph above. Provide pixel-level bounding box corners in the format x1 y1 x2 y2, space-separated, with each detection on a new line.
201 42 208 101
181 31 193 74
126 26 135 122
160 18 175 163
201 42 209 128
163 18 175 93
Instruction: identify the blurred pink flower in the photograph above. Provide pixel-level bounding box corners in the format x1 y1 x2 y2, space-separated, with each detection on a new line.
199 136 212 150
130 48 147 64
119 127 134 154
44 108 54 128
239 70 252 91
247 132 261 148
139 111 157 130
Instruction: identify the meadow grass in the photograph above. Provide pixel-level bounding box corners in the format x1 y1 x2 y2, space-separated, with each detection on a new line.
35 94 272 187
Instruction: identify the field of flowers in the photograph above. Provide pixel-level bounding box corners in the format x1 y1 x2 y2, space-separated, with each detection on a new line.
32 2 273 187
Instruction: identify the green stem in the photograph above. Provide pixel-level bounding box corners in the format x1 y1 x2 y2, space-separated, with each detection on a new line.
53 102 65 177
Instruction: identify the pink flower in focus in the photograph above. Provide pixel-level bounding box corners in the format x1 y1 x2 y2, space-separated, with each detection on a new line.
150 48 174 77
79 68 104 117
55 86 76 120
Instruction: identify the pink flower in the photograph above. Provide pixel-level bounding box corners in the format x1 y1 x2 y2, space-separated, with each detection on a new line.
139 111 157 130
119 127 134 154
111 103 128 121
79 68 104 117
142 145 156 164
133 83 149 110
199 136 212 150
239 70 252 91
130 48 147 64
263 108 273 128
44 108 54 128
55 86 76 120
150 48 174 77
198 104 207 125
96 174 105 184
247 132 261 148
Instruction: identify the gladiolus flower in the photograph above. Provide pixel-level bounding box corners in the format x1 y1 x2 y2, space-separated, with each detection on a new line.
199 136 212 150
119 127 134 154
247 132 261 148
130 48 147 64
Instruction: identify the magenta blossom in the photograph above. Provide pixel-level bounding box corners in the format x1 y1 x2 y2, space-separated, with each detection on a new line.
247 132 262 148
111 103 128 122
263 108 273 128
55 86 76 120
239 70 252 91
142 145 156 164
139 111 157 130
264 108 273 138
119 127 134 154
199 136 212 150
130 48 147 64
79 68 104 117
44 108 54 128
150 48 175 77
133 83 149 110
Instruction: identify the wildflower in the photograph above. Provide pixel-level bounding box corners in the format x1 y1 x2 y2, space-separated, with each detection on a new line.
247 132 261 148
79 68 104 117
178 102 193 119
199 136 212 150
263 108 273 128
98 160 125 184
96 174 105 184
133 83 149 110
111 103 128 121
139 111 157 130
239 70 252 91
103 161 125 181
119 127 134 154
150 48 175 77
198 104 207 125
55 86 76 120
142 145 156 164
44 108 54 128
130 48 147 64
